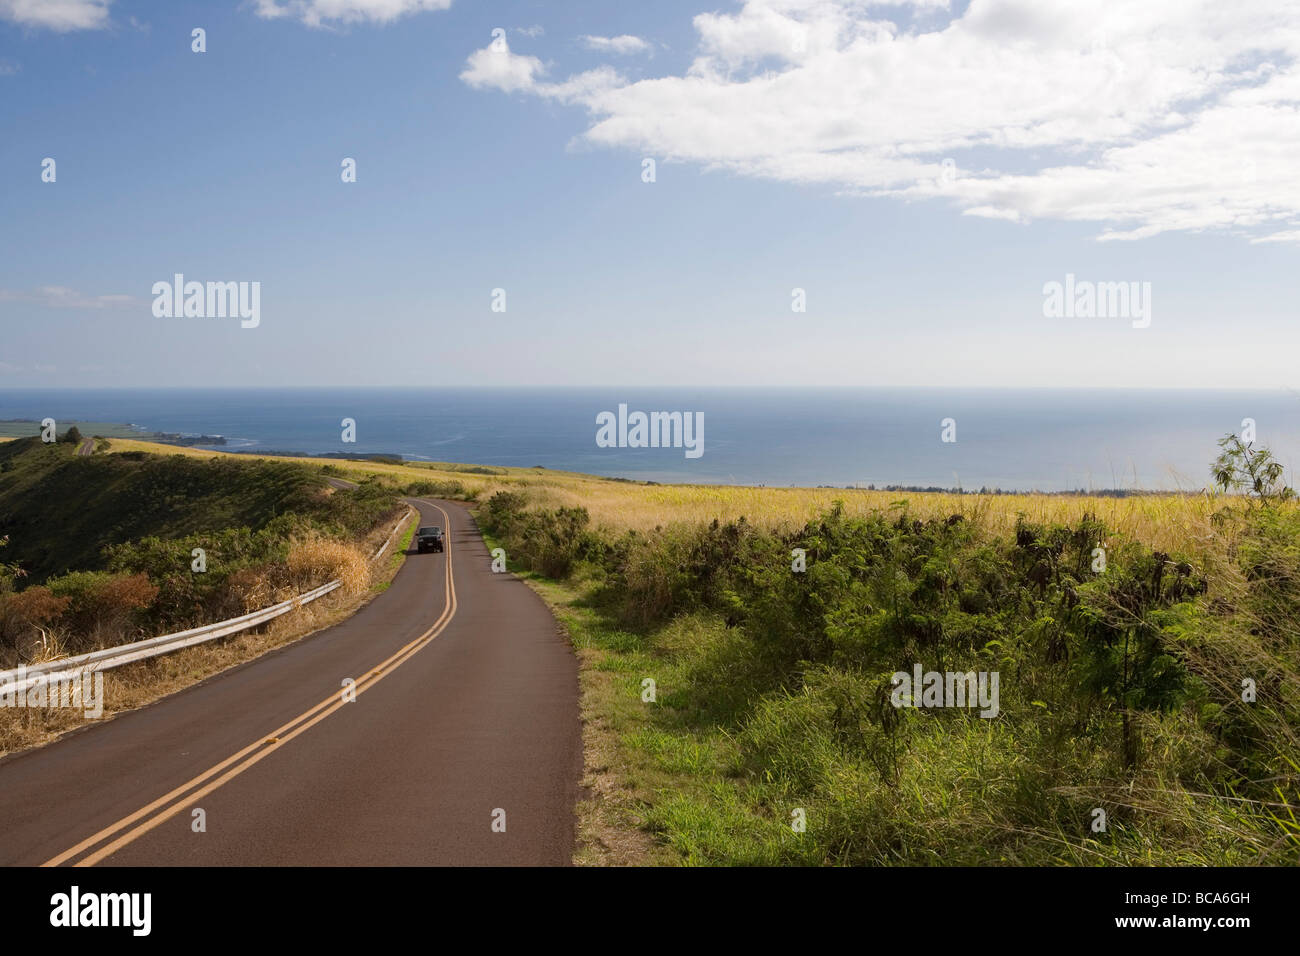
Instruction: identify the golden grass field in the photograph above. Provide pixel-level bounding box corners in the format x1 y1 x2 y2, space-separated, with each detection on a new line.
101 437 1256 561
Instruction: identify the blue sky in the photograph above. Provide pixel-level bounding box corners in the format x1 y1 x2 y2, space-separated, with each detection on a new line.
1 0 1297 388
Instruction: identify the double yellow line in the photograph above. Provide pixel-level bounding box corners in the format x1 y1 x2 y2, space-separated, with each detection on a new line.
43 502 456 868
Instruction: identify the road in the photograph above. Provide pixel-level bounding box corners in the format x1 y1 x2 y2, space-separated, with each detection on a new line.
0 499 582 866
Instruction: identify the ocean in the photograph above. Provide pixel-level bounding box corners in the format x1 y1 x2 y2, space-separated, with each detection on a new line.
1 387 1297 492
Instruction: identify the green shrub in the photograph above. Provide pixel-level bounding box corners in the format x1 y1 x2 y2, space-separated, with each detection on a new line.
403 479 468 499
477 447 1300 863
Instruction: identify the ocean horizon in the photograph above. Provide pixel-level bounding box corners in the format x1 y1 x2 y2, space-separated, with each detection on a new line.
2 386 1297 493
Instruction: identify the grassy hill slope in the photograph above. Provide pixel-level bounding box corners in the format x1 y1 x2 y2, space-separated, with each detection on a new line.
0 438 333 582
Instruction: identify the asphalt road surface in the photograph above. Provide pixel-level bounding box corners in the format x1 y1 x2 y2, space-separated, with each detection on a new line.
0 499 582 866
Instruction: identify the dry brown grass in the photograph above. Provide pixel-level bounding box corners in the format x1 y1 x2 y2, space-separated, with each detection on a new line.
287 534 370 595
0 508 417 758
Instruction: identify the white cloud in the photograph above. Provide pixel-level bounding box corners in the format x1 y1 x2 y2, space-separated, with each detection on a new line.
0 0 109 31
460 38 621 101
517 25 544 38
460 43 548 94
463 0 1300 243
0 59 19 75
0 286 137 308
580 34 652 55
252 0 451 28
1251 229 1300 244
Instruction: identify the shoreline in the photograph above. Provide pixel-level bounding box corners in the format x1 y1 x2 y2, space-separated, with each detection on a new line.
143 431 1220 497
1 416 1223 498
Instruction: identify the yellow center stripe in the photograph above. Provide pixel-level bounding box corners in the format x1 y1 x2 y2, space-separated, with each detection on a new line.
42 501 456 867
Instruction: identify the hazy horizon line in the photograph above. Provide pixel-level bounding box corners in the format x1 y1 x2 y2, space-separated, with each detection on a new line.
3 384 1298 393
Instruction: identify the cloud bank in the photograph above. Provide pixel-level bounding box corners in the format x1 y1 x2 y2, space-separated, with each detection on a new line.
252 0 452 29
462 0 1300 243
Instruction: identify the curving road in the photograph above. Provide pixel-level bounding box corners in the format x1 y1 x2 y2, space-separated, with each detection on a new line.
0 499 582 866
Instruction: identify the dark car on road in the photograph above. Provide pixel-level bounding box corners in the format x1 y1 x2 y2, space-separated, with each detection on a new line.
416 526 444 554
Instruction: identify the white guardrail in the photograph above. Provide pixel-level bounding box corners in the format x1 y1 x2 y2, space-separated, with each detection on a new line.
0 505 416 697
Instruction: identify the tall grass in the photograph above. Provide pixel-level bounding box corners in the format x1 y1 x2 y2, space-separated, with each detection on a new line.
479 453 1300 866
287 534 370 595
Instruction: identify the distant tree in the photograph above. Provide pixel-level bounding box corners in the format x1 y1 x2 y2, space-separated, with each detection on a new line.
61 425 83 445
1212 433 1294 505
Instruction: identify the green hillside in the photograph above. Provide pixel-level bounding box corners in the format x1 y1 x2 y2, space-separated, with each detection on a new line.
0 420 144 439
0 437 368 582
